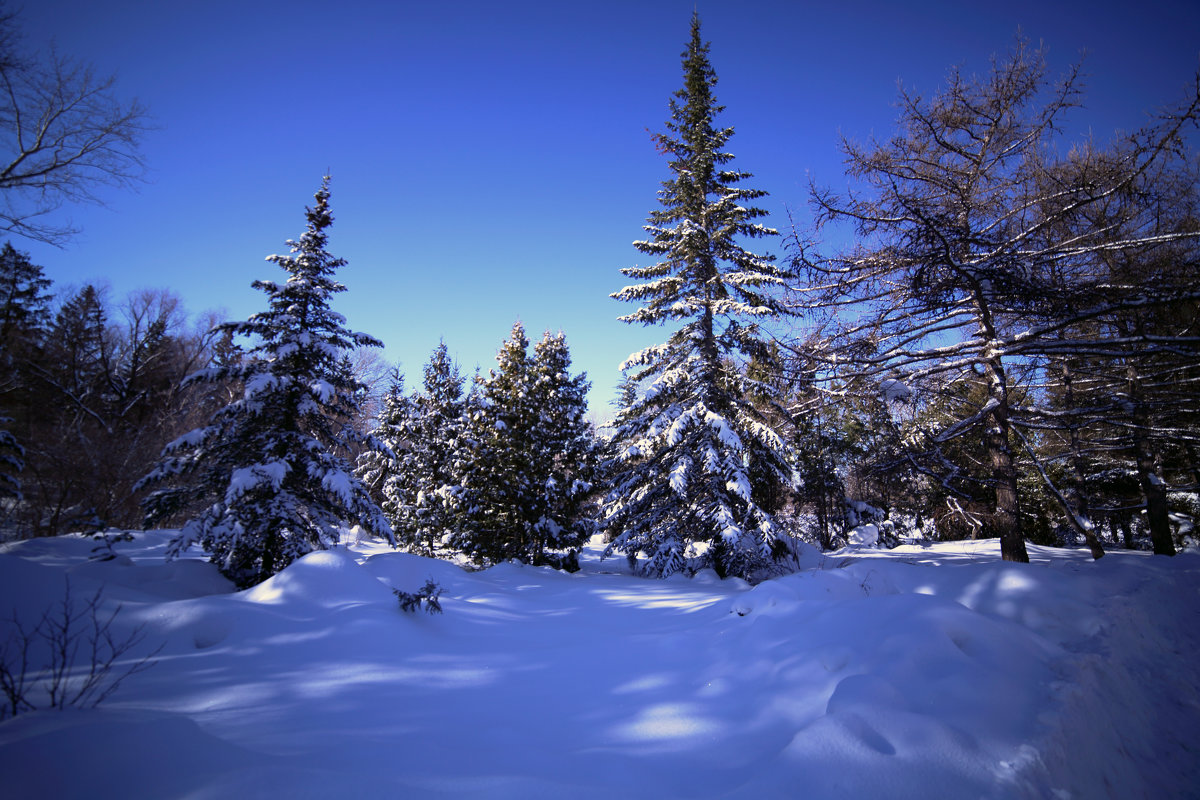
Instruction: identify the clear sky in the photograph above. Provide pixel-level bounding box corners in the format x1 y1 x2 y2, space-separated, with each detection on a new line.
12 0 1200 419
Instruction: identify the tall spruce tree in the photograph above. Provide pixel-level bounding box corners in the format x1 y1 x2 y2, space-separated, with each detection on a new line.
603 14 794 579
139 178 392 587
356 345 467 558
0 242 51 512
452 324 595 567
453 322 538 565
528 330 597 567
0 242 52 351
356 369 419 543
404 342 466 556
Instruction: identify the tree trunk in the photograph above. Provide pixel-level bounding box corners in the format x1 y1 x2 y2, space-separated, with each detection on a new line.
1062 365 1104 560
1119 516 1135 550
1186 442 1200 492
984 358 1030 563
1134 429 1175 556
1071 514 1106 560
1126 365 1175 556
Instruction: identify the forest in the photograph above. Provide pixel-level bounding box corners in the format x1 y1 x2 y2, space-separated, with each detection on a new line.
3 12 1197 585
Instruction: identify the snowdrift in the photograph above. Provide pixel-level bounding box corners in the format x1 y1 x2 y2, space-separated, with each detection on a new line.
1 532 1197 798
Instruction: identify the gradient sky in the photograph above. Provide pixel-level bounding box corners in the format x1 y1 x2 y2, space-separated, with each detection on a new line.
13 0 1200 418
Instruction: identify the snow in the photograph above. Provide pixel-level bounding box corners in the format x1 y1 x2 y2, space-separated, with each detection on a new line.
880 378 913 403
164 428 209 452
308 379 335 403
224 461 289 503
669 455 691 494
1 531 1198 799
241 372 280 399
848 522 879 547
317 467 356 507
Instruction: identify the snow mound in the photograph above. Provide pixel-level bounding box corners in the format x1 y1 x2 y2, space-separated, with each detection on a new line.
240 547 394 611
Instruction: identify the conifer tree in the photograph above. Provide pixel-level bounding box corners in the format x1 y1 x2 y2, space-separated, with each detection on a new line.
0 242 51 510
356 369 419 541
452 324 595 567
603 14 794 579
453 322 537 564
0 242 52 351
403 342 466 556
139 178 392 587
528 330 597 566
792 38 1199 561
0 416 19 507
357 350 466 558
44 285 109 406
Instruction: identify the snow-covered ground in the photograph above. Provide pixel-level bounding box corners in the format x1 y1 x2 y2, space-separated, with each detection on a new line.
1 532 1197 799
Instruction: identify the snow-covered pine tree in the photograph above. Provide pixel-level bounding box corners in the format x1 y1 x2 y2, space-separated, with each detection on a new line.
603 13 795 580
138 178 393 587
357 349 466 558
356 368 419 542
528 330 597 568
452 322 537 565
453 324 597 568
402 342 466 556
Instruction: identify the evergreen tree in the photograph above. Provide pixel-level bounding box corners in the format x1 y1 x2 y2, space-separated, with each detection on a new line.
25 284 112 534
356 369 418 540
402 342 466 556
527 330 597 567
603 14 794 579
44 285 109 407
0 242 51 513
139 178 392 587
0 242 52 351
450 325 595 567
453 322 538 565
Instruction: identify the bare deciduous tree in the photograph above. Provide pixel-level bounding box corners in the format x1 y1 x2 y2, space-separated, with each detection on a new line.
0 7 148 245
789 38 1200 562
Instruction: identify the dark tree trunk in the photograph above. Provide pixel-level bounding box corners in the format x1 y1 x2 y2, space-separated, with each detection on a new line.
1119 516 1135 550
1062 364 1104 559
1186 443 1200 492
1134 430 1175 556
985 358 1029 563
1127 365 1175 556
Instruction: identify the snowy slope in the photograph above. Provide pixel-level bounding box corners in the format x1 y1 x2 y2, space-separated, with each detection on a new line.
1 532 1197 799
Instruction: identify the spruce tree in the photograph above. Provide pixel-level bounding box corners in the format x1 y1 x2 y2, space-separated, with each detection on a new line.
139 178 392 587
453 324 596 568
528 330 597 567
0 242 52 511
0 242 53 351
45 285 109 406
603 13 794 579
453 322 537 565
404 342 466 556
356 353 466 558
356 369 419 543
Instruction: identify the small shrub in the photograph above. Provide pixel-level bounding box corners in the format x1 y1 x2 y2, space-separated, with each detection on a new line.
90 529 135 561
394 580 443 615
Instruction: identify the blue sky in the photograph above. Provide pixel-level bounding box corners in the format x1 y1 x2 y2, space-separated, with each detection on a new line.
13 0 1200 418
